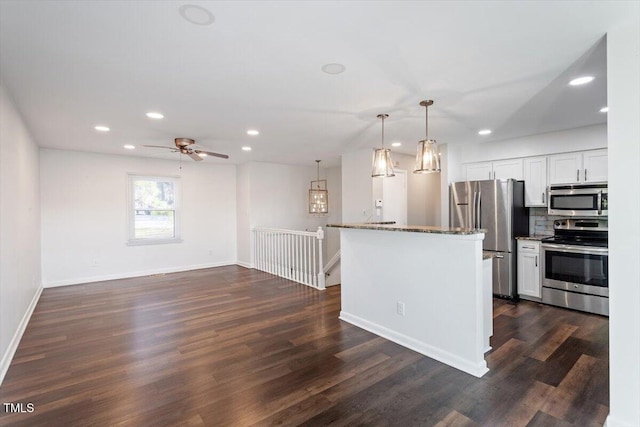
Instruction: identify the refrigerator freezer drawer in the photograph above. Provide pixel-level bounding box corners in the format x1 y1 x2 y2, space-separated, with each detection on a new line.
492 251 514 298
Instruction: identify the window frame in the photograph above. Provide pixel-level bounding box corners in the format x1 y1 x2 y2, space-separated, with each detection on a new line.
127 174 182 246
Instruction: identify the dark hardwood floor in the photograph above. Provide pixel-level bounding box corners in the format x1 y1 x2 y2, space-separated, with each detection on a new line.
0 266 609 426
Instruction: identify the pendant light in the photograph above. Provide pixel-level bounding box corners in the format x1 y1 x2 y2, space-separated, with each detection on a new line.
414 100 441 174
372 114 395 178
309 160 328 214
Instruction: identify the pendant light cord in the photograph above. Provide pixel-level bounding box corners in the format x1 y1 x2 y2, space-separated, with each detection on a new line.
425 103 429 140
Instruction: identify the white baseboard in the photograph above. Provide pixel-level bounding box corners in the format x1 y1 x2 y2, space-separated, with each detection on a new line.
42 261 237 288
236 261 254 269
0 285 43 386
339 311 489 378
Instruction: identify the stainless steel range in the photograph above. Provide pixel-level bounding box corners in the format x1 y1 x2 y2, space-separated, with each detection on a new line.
541 218 608 316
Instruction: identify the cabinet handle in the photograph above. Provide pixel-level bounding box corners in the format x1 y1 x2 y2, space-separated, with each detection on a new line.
522 246 535 249
576 169 580 181
585 169 588 182
542 192 545 204
535 256 538 267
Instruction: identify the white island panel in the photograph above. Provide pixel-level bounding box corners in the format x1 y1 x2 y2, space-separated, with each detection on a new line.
337 227 488 377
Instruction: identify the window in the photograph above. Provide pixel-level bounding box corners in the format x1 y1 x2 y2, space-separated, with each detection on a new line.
128 175 181 245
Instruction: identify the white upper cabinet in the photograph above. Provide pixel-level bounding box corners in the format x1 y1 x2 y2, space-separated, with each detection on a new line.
548 152 582 184
464 162 493 181
548 149 608 185
583 149 608 183
463 159 523 181
523 157 548 206
493 159 524 180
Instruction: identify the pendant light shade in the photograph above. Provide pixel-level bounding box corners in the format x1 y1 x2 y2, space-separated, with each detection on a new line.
414 100 441 174
309 160 328 214
372 114 395 178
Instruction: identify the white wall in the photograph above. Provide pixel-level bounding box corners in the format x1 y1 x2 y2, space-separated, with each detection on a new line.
342 149 375 223
236 163 251 267
452 124 607 166
324 166 342 260
343 149 442 226
235 161 340 267
0 84 41 382
395 152 441 226
607 16 640 427
40 149 237 286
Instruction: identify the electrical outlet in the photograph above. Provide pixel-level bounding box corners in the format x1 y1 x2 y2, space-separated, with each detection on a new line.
397 301 405 316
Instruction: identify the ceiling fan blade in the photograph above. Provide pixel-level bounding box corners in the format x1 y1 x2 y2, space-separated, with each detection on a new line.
195 150 229 159
187 151 203 161
143 145 177 151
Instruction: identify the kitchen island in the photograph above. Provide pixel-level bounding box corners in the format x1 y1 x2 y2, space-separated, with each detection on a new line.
327 223 490 377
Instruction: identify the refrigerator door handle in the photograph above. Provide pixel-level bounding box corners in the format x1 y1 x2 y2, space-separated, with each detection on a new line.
475 191 482 229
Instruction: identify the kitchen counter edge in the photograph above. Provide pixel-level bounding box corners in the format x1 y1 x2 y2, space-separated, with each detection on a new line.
326 223 486 235
516 236 551 241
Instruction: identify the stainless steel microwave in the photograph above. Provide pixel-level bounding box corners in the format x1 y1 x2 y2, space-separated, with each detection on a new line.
548 183 608 216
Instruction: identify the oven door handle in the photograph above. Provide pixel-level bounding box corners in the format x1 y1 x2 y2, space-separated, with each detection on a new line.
541 243 608 255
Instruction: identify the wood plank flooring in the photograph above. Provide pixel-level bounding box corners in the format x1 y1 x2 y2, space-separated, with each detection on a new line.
0 266 609 426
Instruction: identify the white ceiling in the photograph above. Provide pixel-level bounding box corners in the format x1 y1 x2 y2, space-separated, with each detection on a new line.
0 1 631 167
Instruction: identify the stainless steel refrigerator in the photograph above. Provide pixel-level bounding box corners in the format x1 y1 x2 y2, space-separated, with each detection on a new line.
449 179 528 299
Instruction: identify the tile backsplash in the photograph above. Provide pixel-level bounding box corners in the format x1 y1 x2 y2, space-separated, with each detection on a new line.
529 208 565 237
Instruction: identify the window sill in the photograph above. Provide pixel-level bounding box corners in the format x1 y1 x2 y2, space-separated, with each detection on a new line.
127 238 183 246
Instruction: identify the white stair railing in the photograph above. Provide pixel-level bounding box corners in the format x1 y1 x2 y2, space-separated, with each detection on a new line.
252 226 325 290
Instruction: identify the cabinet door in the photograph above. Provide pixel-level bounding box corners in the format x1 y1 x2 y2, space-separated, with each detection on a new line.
523 157 548 206
464 162 493 181
548 153 582 185
517 242 541 298
583 149 608 183
493 159 524 180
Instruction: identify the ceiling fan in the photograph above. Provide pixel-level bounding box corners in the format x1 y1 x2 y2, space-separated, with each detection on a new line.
143 138 229 161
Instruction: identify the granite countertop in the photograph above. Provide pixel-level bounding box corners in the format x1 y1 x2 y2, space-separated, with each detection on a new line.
326 223 486 235
516 235 552 241
482 253 495 260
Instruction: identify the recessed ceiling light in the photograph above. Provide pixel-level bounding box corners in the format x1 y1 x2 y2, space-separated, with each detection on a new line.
123 145 135 150
478 129 492 135
95 125 110 132
569 76 595 86
198 152 207 157
178 4 215 26
242 146 252 151
146 112 164 119
322 63 346 75
391 142 402 147
246 129 259 136
600 107 608 113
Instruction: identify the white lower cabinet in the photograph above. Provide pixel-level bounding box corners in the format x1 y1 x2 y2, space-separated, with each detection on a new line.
517 240 541 299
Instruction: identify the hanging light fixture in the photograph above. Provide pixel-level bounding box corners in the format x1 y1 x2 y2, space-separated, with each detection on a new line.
414 100 441 174
309 160 329 214
372 113 395 178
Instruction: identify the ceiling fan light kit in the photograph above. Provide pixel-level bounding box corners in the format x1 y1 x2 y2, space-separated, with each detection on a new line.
309 160 329 214
143 138 229 162
414 100 441 174
371 113 395 178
